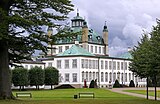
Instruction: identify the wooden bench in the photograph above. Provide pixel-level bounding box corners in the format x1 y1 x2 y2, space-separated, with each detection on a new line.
16 92 32 98
78 92 95 98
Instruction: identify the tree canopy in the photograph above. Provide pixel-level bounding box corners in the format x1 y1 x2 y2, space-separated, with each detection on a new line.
0 0 74 99
129 19 160 100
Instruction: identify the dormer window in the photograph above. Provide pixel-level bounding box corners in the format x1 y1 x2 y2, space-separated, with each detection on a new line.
88 34 92 41
96 36 101 43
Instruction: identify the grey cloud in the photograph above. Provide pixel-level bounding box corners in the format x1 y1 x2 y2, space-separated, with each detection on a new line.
70 0 160 56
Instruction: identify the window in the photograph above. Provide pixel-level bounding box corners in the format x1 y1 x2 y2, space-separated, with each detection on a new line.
86 72 88 82
65 60 69 69
95 46 97 53
113 61 116 70
48 62 52 67
89 60 92 69
85 59 88 69
102 47 105 54
121 62 123 70
129 73 131 81
82 72 84 82
101 72 104 82
99 47 101 54
93 72 95 80
125 73 127 82
59 74 62 82
96 60 99 69
89 72 92 82
117 62 120 70
109 72 112 82
101 60 104 69
30 65 33 69
81 59 85 68
109 61 112 70
121 73 124 82
105 61 108 69
96 72 99 81
125 62 127 70
72 59 77 68
113 72 116 82
93 60 96 69
72 73 77 82
105 72 108 82
25 65 28 69
65 73 69 82
58 46 62 53
117 72 120 81
65 46 69 50
57 60 61 69
132 73 134 81
91 46 93 53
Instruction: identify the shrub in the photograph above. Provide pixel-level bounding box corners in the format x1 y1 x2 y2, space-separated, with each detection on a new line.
113 80 120 88
129 80 135 87
89 80 95 88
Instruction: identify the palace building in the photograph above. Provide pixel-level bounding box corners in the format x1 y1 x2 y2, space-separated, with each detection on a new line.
12 12 146 88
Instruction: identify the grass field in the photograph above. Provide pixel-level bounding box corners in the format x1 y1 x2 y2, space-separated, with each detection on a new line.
124 90 160 98
0 88 160 104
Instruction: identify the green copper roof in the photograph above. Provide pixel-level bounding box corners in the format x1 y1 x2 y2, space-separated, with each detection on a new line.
55 27 104 44
119 52 132 59
57 45 95 56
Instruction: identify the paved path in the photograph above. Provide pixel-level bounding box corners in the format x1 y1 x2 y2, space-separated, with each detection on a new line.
108 87 160 100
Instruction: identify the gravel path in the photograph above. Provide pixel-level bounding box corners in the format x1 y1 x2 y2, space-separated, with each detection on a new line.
108 87 160 100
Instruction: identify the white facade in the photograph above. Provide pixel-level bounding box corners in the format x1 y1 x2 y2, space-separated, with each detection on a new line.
42 55 146 88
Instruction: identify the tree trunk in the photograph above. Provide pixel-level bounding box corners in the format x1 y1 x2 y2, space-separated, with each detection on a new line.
146 77 148 100
0 0 14 99
154 76 157 100
51 84 53 90
0 41 12 99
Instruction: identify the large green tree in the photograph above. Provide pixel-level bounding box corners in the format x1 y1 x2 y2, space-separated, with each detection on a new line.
130 19 160 100
29 66 44 90
12 67 28 90
0 0 73 99
44 67 59 90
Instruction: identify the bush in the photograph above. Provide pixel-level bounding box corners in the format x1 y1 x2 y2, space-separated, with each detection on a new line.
113 80 120 88
129 80 135 87
54 84 75 89
89 80 95 88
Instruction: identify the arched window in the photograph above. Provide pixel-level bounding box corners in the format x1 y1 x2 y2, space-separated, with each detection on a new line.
101 72 104 82
93 72 95 80
109 72 112 82
117 72 120 81
105 72 108 82
113 72 116 82
89 72 92 82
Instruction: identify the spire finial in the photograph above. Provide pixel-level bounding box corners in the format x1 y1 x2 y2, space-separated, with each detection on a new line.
105 21 107 26
77 9 79 16
103 21 108 32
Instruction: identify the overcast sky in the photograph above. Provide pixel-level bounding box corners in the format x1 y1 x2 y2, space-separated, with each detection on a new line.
67 0 160 56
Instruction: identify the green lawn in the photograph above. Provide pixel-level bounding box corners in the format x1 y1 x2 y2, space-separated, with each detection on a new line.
0 88 160 104
124 90 160 98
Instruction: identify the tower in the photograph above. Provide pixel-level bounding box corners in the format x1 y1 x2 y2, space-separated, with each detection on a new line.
82 21 88 50
103 21 108 55
71 9 84 27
